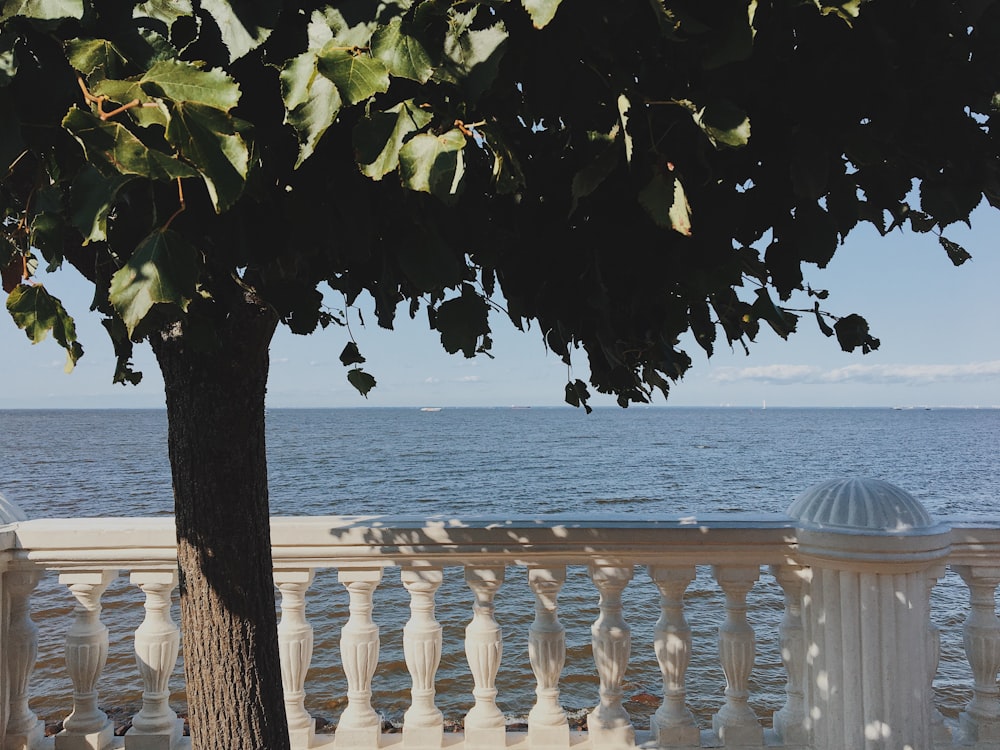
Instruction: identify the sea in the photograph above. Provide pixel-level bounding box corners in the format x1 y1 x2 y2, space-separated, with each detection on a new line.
0 406 998 731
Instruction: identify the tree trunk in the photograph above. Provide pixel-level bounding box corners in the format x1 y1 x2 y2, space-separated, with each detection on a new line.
152 301 288 750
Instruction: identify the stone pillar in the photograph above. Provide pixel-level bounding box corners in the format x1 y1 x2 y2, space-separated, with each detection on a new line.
401 567 444 750
463 566 505 749
4 570 44 750
954 564 1000 744
527 566 569 748
275 569 317 750
126 571 183 750
587 563 634 749
789 478 951 750
336 568 382 750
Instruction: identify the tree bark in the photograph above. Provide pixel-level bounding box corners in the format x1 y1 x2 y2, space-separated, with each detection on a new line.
153 300 288 750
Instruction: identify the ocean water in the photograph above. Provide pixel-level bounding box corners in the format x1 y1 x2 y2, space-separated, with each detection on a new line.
1 406 998 730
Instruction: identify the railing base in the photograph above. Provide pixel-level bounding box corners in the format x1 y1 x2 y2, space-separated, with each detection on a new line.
53 724 113 750
3 720 45 750
123 719 184 750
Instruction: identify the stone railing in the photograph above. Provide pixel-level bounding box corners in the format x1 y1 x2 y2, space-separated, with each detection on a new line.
0 478 998 750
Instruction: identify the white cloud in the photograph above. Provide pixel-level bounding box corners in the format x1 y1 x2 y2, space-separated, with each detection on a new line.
709 360 1000 386
424 377 440 384
457 375 481 383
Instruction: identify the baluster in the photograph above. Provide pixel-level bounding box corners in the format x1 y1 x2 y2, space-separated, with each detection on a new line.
587 564 634 748
925 565 951 745
5 570 45 750
648 565 698 748
769 564 807 746
274 570 317 750
336 568 382 749
464 566 505 749
711 565 762 747
56 570 116 750
955 564 1000 743
527 566 569 748
126 571 183 750
401 567 444 749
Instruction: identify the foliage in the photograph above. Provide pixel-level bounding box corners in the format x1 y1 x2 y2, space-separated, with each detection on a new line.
2 0 999 410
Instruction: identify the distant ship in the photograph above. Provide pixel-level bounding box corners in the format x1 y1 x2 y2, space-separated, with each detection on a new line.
420 407 442 412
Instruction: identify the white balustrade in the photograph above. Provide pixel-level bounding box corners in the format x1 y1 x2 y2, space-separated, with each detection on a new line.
335 568 382 749
955 564 1000 744
2 486 1000 750
127 571 183 750
276 569 317 750
463 566 505 749
527 566 569 748
4 570 44 750
401 567 444 749
587 564 634 748
711 565 762 747
770 564 807 746
647 565 698 748
57 569 116 750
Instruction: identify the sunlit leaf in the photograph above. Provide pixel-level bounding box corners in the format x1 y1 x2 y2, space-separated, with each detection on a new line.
133 0 194 28
693 99 750 148
64 38 127 78
141 59 241 110
372 18 434 83
1 0 83 22
63 107 198 181
639 172 692 236
521 0 563 28
280 50 343 168
198 0 276 61
92 78 170 128
399 129 466 201
354 100 433 180
436 8 508 100
109 228 200 336
317 45 389 106
6 283 84 370
166 102 248 212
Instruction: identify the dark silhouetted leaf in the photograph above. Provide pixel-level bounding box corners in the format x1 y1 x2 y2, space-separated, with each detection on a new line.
435 285 489 357
834 313 880 353
939 236 972 266
340 341 365 366
693 99 750 148
347 367 376 397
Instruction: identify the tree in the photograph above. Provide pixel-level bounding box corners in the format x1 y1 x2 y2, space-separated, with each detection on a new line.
2 0 998 747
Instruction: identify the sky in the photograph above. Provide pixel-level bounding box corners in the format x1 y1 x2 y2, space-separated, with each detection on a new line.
2 206 999 409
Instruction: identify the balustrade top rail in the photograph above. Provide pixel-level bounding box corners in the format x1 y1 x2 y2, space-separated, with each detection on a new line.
6 513 1000 572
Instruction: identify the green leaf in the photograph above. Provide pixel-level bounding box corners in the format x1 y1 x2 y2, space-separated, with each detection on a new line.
317 45 390 106
101 316 143 385
109 228 200 336
69 166 135 244
372 18 434 83
64 39 127 78
63 107 198 181
198 0 276 61
6 283 84 371
133 0 194 28
91 78 170 128
30 212 65 270
140 60 241 111
347 367 376 397
693 99 750 148
399 129 466 201
639 172 692 236
340 341 365 366
434 285 489 357
521 0 563 28
436 9 508 100
354 100 433 180
1 0 83 22
939 235 972 266
279 50 343 168
166 102 249 212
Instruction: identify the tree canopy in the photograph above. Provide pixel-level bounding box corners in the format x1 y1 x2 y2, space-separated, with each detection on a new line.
2 2 999 748
4 0 996 411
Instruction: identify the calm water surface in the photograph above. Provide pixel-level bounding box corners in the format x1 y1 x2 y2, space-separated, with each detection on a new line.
1 407 997 729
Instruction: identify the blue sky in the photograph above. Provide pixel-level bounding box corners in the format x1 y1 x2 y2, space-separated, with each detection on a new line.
2 207 999 409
